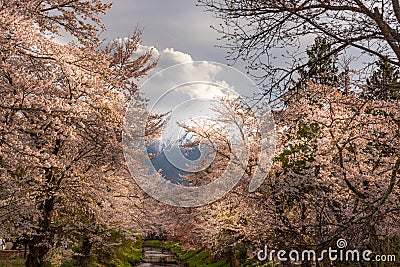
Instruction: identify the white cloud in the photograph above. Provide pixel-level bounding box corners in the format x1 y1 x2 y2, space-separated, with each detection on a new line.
129 45 259 117
160 48 193 65
141 48 234 106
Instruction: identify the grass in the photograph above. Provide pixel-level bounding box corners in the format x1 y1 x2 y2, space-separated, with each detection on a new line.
163 241 231 267
161 241 283 267
0 258 25 267
91 233 143 267
61 233 143 267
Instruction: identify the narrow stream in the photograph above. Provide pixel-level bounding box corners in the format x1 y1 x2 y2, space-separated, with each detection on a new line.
136 246 181 267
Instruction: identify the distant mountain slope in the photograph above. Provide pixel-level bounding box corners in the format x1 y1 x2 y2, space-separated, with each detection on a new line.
146 139 202 185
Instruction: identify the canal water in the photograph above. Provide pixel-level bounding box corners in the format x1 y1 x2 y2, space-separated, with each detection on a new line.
135 246 181 267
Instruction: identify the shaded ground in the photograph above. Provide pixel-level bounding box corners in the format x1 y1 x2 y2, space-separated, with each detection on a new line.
137 263 182 267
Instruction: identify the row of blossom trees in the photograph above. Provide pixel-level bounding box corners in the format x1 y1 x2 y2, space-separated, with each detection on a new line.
154 38 399 266
0 1 156 266
1 1 398 266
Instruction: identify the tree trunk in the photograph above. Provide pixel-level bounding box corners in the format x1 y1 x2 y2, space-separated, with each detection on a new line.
25 195 55 267
76 236 92 267
25 238 49 267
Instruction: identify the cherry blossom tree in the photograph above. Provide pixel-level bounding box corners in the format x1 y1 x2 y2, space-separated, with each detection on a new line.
199 0 400 99
0 1 156 266
150 97 275 264
249 82 398 266
163 83 399 266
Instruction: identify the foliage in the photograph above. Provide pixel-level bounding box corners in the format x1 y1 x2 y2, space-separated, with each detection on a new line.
164 241 283 266
164 242 230 267
81 232 143 267
298 36 339 88
275 122 319 173
44 233 143 267
60 261 75 267
366 56 400 100
0 258 25 267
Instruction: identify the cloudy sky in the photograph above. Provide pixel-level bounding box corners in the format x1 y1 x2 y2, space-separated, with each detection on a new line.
101 1 263 127
104 1 275 191
101 0 230 67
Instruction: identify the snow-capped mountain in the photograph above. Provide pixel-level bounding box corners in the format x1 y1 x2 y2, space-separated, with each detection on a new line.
146 134 203 185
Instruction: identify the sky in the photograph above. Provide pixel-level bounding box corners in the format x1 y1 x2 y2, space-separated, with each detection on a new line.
100 0 254 106
102 0 265 136
101 0 229 66
103 1 276 184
